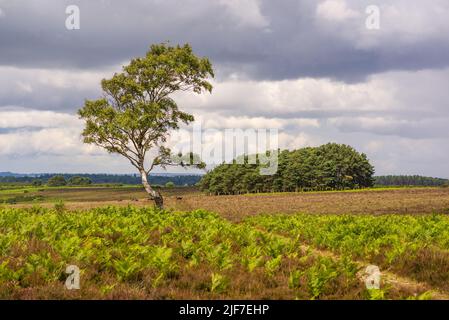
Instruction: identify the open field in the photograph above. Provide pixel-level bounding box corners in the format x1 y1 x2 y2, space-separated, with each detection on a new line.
1 206 448 300
169 187 449 221
3 186 449 221
1 186 449 299
0 186 197 203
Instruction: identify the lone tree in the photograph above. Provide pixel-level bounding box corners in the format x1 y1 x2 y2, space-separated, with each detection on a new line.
78 43 213 208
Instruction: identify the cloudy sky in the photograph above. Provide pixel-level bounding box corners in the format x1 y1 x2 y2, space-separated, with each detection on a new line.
0 0 448 177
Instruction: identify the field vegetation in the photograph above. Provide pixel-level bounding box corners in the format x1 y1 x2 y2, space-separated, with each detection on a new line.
1 206 447 299
248 214 449 292
1 185 449 299
2 186 449 218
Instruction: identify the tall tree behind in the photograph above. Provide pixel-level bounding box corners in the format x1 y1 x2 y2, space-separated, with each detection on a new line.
78 43 213 208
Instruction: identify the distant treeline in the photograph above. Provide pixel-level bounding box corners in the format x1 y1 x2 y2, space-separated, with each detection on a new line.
375 175 449 187
200 143 375 195
0 174 202 186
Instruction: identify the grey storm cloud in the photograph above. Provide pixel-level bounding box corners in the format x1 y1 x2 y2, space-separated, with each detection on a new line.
0 0 448 81
0 65 108 111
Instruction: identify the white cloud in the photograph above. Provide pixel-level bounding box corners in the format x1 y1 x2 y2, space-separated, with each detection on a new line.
0 109 81 129
177 76 396 118
278 132 319 150
0 109 99 157
0 128 82 156
316 0 360 22
219 0 269 28
6 66 108 90
364 140 384 153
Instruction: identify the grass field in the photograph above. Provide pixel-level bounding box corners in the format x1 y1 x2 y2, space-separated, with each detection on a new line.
3 186 449 220
1 186 449 299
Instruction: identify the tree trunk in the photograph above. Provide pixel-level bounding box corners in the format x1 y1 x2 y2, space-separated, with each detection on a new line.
140 169 164 209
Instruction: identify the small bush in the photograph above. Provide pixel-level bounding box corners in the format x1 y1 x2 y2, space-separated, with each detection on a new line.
165 181 175 188
54 200 66 214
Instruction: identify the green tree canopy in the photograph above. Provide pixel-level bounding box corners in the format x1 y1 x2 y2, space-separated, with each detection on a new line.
374 175 448 186
68 176 92 186
78 43 213 207
165 181 175 188
47 175 67 187
200 143 375 195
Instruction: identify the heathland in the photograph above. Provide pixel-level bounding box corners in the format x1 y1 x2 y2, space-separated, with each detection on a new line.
1 185 449 299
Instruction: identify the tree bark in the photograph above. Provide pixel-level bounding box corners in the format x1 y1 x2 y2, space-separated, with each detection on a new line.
140 169 164 209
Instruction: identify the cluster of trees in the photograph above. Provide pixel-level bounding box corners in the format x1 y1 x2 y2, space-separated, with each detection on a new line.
199 143 375 195
46 175 93 187
375 175 449 187
0 174 202 186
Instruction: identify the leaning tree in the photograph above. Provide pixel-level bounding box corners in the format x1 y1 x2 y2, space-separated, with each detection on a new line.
78 43 214 208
